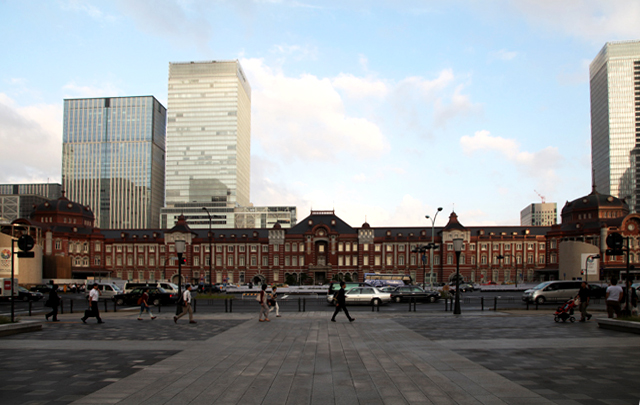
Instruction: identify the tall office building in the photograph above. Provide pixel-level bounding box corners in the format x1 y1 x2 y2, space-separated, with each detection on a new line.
520 203 557 226
161 60 251 229
62 96 167 229
590 40 640 212
0 183 61 223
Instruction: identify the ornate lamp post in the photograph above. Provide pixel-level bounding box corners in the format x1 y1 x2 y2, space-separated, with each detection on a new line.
452 237 463 315
202 207 213 293
425 207 443 287
175 239 185 315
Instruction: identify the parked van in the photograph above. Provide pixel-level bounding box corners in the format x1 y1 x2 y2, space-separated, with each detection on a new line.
85 282 122 301
522 280 582 304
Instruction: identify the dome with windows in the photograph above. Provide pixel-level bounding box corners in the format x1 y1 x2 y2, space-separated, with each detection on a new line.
28 191 95 229
560 187 628 232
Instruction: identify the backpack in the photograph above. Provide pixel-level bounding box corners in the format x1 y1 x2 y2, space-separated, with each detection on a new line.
137 297 143 305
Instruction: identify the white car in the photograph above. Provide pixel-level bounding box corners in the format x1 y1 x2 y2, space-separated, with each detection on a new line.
326 286 391 305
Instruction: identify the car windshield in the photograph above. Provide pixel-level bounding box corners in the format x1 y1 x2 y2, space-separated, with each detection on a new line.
18 286 28 292
531 281 553 290
157 287 167 293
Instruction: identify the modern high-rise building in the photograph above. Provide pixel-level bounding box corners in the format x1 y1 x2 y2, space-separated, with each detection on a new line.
161 60 251 229
590 40 640 212
0 183 61 224
520 203 557 226
62 96 167 229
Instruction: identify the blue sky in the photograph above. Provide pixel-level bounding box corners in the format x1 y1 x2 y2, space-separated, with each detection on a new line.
2 0 640 228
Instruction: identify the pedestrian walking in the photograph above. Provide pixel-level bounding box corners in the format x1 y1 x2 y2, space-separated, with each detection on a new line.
81 283 104 324
331 281 355 323
258 283 270 322
623 279 638 316
268 285 280 317
174 284 196 324
45 284 60 322
605 277 624 318
577 281 592 322
137 288 157 320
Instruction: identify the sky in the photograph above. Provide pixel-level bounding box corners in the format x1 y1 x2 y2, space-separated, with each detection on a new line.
2 0 640 229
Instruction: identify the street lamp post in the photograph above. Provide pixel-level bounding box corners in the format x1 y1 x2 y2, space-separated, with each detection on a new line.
496 254 518 287
452 238 463 315
175 240 185 315
202 207 213 293
584 254 600 283
425 207 443 288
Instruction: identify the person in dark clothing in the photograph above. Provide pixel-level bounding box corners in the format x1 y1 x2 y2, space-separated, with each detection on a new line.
331 281 355 323
45 284 60 322
577 281 592 322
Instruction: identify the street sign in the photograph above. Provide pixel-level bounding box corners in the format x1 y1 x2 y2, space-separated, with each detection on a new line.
606 232 624 255
17 235 35 252
17 252 35 258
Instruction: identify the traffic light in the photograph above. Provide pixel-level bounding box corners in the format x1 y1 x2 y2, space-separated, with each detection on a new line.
180 257 187 265
606 232 624 256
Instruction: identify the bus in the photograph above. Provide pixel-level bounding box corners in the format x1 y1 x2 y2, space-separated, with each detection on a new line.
363 273 413 288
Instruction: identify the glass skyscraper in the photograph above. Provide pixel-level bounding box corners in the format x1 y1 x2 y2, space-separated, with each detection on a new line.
62 96 167 229
162 60 251 229
590 40 640 212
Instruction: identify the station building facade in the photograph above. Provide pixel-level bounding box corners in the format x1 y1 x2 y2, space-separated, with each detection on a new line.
6 189 640 286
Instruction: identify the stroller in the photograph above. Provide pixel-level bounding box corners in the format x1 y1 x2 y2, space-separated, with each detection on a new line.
554 298 577 323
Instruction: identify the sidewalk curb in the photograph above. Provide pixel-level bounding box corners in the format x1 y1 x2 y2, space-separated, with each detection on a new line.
0 320 43 337
597 317 640 335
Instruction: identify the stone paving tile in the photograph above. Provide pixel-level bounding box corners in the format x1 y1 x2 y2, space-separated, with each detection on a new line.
0 349 177 405
3 319 244 341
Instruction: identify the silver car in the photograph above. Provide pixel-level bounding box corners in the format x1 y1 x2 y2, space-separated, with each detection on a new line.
522 280 582 304
326 286 391 305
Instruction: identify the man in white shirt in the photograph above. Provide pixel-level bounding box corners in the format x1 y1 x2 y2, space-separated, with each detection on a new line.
605 277 624 318
81 283 103 324
174 284 196 324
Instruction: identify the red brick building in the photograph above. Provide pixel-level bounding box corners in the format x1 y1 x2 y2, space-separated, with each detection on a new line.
7 188 640 286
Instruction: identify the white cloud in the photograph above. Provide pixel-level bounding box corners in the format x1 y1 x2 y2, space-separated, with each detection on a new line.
0 94 62 183
62 82 124 99
243 57 389 162
491 49 518 61
460 129 563 192
508 0 640 43
114 0 213 52
332 74 388 99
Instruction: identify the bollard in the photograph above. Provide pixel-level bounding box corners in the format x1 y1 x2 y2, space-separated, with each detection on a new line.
413 298 416 312
444 297 448 312
298 298 301 312
229 298 233 313
494 296 497 311
225 298 228 313
60 300 64 315
481 296 484 311
29 300 32 316
408 298 412 312
535 300 538 311
193 299 197 313
70 299 74 314
303 298 306 312
104 300 108 313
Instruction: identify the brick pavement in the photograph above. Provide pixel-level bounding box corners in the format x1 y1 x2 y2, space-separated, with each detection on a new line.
0 308 638 404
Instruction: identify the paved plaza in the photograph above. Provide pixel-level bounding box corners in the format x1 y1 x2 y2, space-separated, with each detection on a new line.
0 307 639 405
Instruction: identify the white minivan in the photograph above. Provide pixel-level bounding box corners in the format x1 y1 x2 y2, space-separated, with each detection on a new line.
522 280 582 304
85 282 122 301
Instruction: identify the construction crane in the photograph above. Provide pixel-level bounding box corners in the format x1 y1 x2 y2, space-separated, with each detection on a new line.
534 190 546 204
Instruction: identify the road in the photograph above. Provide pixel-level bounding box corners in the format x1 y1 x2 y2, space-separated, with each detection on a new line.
1 289 609 318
